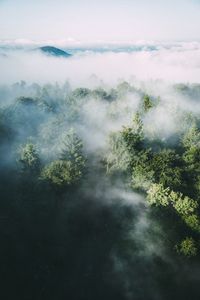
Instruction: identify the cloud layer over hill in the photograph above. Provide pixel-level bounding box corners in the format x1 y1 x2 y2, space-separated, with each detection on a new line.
0 41 200 85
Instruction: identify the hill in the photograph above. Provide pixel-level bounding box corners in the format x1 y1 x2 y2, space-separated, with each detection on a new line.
37 46 71 57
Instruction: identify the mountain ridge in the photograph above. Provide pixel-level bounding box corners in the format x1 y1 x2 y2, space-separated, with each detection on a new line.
37 46 71 57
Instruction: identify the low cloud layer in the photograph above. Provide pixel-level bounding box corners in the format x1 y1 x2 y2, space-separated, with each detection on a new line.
0 42 200 85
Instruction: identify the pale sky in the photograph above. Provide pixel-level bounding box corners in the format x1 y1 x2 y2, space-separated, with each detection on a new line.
0 0 200 42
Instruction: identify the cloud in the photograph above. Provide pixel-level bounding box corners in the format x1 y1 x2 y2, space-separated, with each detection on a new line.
0 41 200 86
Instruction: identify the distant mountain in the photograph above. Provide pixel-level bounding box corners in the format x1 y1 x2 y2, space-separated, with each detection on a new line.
37 46 71 57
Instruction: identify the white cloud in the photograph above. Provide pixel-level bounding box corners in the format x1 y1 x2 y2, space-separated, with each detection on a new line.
0 42 200 85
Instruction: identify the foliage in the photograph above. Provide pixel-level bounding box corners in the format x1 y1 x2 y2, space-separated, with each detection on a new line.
41 160 76 187
72 88 91 98
147 183 170 206
19 143 41 174
147 183 200 233
142 94 154 112
2 81 200 259
182 124 200 149
151 149 183 191
41 130 86 188
175 237 197 257
61 129 86 173
129 148 184 192
182 124 200 198
106 131 131 173
172 195 198 216
184 214 200 232
121 113 144 154
131 150 155 190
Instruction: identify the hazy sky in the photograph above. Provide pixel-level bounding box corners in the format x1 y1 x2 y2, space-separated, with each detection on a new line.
0 0 200 42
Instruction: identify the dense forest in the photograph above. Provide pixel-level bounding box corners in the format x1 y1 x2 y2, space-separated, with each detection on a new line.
1 80 200 299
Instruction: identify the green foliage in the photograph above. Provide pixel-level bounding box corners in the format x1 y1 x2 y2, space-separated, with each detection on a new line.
19 143 41 174
172 195 198 216
72 88 91 98
182 124 200 149
147 183 170 206
183 145 200 165
41 130 86 189
41 160 75 187
121 126 143 154
3 81 200 261
182 124 200 198
121 113 144 154
184 214 200 232
175 237 197 257
132 112 143 135
142 94 154 112
130 148 183 192
92 87 116 101
147 183 200 233
151 149 183 191
106 131 130 173
131 150 154 190
61 129 86 173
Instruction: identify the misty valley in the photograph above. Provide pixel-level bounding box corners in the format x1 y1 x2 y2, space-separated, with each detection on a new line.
1 0 200 298
1 80 200 299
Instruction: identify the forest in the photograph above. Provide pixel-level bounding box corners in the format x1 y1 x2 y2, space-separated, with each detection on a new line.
1 80 200 299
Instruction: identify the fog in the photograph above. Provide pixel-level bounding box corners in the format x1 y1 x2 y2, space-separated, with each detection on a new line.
1 42 200 85
1 42 200 300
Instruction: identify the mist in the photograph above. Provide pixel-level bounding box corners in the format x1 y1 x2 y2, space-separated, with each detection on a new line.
1 41 200 300
1 42 200 85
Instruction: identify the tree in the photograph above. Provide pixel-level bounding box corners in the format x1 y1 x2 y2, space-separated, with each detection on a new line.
121 113 144 155
131 148 183 192
182 124 200 149
72 88 91 98
182 124 200 197
147 183 200 232
147 183 170 206
92 88 109 100
19 143 41 175
151 149 183 191
184 214 200 232
183 145 200 166
41 160 76 187
142 94 154 112
106 131 131 173
175 237 197 257
61 129 86 174
131 149 154 191
172 194 198 217
41 130 86 189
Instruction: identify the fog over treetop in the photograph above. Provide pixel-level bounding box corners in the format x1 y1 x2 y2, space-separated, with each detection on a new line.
1 1 200 299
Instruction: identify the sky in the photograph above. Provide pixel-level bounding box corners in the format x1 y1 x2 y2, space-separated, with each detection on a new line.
0 0 200 43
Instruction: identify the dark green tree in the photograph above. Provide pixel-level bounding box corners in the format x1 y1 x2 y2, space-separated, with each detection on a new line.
19 143 41 175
